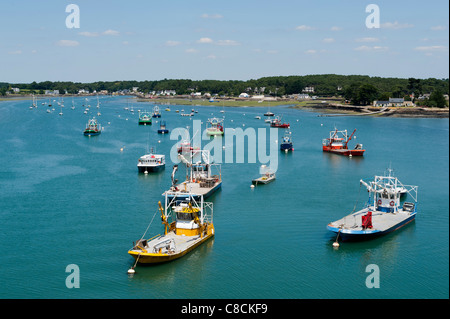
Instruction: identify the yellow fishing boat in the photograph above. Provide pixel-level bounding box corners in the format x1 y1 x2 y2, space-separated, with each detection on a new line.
128 192 214 264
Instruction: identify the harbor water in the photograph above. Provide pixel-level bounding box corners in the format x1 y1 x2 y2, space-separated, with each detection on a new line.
0 96 448 299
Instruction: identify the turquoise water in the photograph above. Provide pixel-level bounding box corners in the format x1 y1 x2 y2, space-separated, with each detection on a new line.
0 96 448 299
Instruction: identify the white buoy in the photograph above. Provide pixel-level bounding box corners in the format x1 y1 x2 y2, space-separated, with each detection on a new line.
120 147 124 152
144 170 148 174
250 184 255 188
127 268 135 274
332 242 339 248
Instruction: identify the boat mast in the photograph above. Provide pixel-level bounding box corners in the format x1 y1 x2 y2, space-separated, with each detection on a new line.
344 129 357 148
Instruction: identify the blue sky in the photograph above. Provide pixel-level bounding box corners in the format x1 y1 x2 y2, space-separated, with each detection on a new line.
1 0 448 83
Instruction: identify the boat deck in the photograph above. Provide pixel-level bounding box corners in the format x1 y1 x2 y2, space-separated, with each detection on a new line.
146 232 203 254
164 180 222 198
252 175 275 184
328 207 415 232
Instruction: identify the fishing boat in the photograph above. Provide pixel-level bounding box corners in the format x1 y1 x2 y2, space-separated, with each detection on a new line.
157 121 169 134
163 149 222 201
270 116 290 128
322 128 364 156
83 117 101 136
138 111 152 125
206 117 224 136
327 172 418 242
152 105 161 118
128 192 214 265
280 129 293 152
177 140 200 154
137 148 165 173
252 165 276 185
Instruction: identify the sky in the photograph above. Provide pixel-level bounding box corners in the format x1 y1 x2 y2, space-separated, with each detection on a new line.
0 0 448 83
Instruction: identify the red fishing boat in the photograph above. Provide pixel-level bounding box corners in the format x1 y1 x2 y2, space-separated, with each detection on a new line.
322 128 365 156
270 116 290 128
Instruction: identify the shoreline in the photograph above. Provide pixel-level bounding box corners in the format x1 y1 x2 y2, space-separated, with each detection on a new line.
2 95 448 118
138 97 449 118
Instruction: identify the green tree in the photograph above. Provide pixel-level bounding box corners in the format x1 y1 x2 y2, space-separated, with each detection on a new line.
428 89 448 108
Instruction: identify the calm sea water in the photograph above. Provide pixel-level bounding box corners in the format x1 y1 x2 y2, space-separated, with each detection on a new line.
0 96 448 299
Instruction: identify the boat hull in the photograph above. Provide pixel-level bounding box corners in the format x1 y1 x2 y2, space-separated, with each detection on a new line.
327 212 416 241
158 129 169 134
139 121 152 125
252 178 275 185
280 143 293 151
137 164 165 173
128 230 214 264
271 124 290 128
84 131 101 136
323 146 364 156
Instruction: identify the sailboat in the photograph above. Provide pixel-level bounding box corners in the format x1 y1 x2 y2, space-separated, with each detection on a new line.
264 102 274 117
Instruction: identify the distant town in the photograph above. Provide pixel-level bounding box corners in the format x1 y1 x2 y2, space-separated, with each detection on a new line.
1 74 448 110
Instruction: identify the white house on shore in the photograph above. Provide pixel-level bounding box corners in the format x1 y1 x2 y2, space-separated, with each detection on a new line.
373 97 415 107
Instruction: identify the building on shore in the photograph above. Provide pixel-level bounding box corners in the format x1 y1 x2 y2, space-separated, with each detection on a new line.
373 97 415 107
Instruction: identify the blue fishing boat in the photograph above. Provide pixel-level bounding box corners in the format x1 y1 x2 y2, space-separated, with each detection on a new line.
152 105 161 118
280 129 293 152
157 121 169 134
327 172 418 242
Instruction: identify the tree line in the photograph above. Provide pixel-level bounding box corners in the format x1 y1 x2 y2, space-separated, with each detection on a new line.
2 75 448 107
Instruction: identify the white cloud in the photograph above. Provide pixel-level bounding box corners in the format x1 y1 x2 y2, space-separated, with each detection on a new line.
165 40 181 46
354 45 388 52
355 37 379 42
8 50 22 55
197 37 214 44
79 31 99 37
322 38 335 43
431 25 447 31
206 54 217 59
185 48 198 53
79 30 120 37
56 40 80 47
267 50 279 54
216 39 240 46
414 45 447 52
381 21 413 29
305 49 317 54
295 25 314 31
201 13 223 19
103 29 120 36
330 26 342 31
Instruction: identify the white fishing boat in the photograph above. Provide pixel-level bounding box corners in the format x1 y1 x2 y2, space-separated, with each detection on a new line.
327 172 418 242
252 165 276 185
163 149 222 201
137 148 165 173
